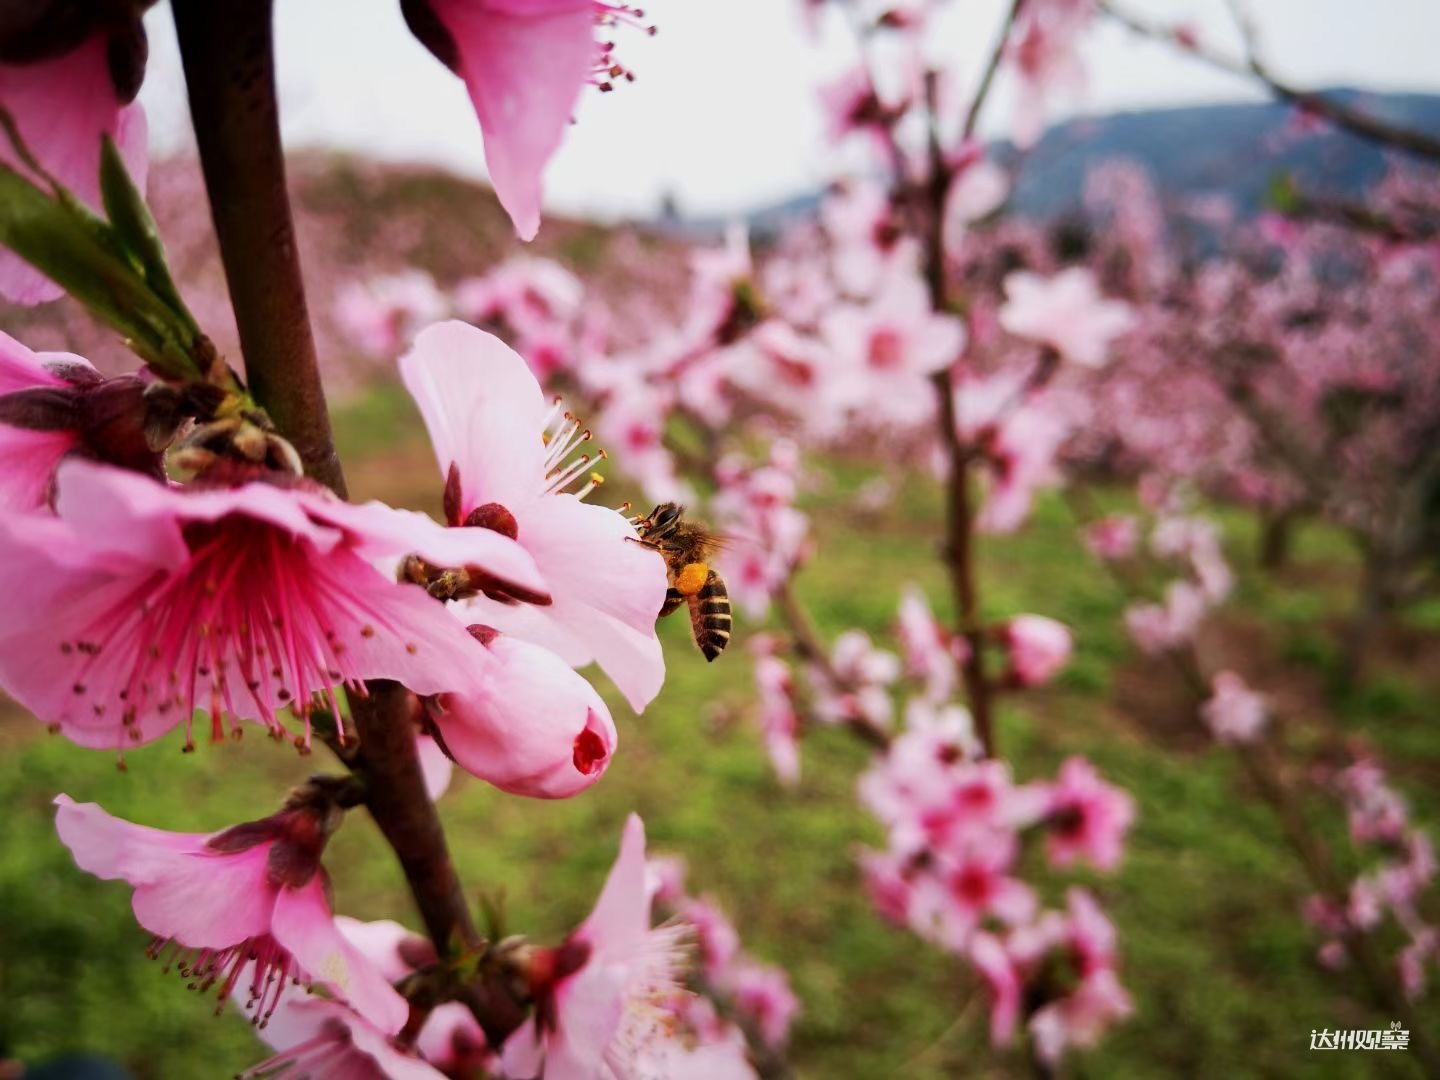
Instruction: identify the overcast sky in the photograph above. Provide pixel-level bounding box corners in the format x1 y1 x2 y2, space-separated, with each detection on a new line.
138 1 1440 221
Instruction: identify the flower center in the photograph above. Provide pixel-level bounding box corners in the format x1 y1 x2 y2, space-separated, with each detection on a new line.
868 327 905 369
58 514 405 754
953 864 995 907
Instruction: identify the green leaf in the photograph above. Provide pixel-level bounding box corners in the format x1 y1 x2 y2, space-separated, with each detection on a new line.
1265 171 1302 215
0 161 200 380
98 135 197 337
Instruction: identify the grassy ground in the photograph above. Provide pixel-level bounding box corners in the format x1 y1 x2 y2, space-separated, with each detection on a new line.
2 387 1436 1078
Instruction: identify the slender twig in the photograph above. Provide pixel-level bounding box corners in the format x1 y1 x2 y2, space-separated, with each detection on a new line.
775 580 891 750
1099 0 1440 164
962 0 1027 142
932 377 995 755
917 67 997 755
171 0 481 958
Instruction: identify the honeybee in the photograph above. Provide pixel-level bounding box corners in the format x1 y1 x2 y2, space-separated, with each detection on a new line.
631 502 731 661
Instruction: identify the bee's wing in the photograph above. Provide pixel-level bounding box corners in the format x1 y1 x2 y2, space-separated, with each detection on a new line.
699 529 757 556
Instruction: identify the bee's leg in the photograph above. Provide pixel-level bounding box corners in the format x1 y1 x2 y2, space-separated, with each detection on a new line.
625 536 665 551
674 562 710 597
659 560 708 619
688 569 731 662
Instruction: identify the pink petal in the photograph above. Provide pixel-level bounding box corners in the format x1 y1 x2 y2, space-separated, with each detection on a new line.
271 879 410 1035
399 320 548 512
53 794 205 877
334 915 425 983
416 733 455 801
0 38 149 304
541 961 631 1078
0 330 70 392
54 797 275 949
0 425 76 510
578 813 649 948
255 995 447 1079
433 1 594 239
416 1002 489 1070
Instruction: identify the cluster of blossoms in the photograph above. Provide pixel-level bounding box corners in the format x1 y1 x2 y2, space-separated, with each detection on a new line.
70 809 746 1078
1085 504 1234 659
1305 756 1439 1002
859 711 1135 1062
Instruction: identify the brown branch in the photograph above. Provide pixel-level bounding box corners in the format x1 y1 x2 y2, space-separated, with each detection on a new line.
171 0 480 958
1099 0 1440 165
348 684 481 951
172 0 344 493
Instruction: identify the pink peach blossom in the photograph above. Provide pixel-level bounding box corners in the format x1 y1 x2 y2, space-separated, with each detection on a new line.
731 960 801 1048
1002 614 1072 687
502 814 689 1078
400 321 667 711
1200 671 1268 744
896 584 959 702
1043 757 1135 872
1020 890 1133 1065
680 896 743 982
978 403 1071 534
909 834 1037 949
1084 515 1139 561
999 268 1135 367
1124 580 1208 655
334 270 448 357
0 460 542 750
54 795 408 1034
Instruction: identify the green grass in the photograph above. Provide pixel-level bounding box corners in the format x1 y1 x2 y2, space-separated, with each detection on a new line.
1 398 1436 1078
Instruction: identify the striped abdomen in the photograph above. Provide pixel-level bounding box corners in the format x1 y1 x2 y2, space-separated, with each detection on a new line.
686 570 731 662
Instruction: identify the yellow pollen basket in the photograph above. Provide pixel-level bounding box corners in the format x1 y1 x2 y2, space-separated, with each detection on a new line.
675 561 709 597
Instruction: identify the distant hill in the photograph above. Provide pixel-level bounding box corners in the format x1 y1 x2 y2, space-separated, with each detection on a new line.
679 89 1440 237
